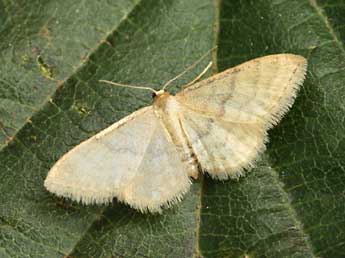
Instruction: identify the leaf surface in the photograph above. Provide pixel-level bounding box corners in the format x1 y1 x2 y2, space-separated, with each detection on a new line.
1 0 345 257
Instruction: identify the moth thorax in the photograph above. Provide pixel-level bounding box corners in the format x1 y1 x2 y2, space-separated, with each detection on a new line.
153 91 172 109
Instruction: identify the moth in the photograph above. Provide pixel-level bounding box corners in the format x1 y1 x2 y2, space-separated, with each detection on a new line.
44 53 307 213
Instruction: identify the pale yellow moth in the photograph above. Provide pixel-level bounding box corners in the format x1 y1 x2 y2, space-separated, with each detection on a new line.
44 53 307 213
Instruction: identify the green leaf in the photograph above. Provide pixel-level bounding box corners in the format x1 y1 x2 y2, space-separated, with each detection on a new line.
0 0 344 257
0 0 141 149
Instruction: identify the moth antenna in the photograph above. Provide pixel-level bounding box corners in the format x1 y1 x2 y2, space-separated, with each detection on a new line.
183 61 213 88
162 46 217 91
99 80 158 94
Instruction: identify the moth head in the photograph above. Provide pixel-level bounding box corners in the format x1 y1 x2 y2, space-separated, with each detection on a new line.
152 91 171 108
152 89 166 99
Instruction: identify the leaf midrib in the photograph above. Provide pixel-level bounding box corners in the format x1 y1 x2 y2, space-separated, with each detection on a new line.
192 0 221 257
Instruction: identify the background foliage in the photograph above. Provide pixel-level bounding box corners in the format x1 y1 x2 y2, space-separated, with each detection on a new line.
0 0 344 257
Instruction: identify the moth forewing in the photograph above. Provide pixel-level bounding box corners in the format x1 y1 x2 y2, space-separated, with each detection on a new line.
176 54 307 128
44 106 191 213
174 54 307 179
